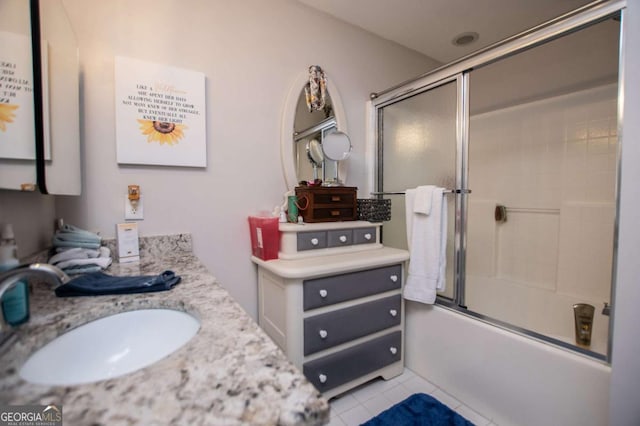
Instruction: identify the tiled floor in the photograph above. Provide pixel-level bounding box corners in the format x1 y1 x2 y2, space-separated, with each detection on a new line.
327 368 495 426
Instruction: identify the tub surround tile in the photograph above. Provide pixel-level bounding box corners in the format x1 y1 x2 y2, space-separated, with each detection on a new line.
1 234 328 425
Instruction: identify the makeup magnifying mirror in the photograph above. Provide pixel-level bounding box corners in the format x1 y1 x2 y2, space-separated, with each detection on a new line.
306 138 323 180
322 131 351 185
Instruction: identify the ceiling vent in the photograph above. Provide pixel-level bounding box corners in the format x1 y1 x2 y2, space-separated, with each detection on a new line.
452 32 479 47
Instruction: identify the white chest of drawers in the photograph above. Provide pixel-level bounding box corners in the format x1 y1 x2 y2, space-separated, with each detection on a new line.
251 221 409 399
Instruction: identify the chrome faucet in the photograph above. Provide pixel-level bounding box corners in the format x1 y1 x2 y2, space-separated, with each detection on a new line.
0 263 70 344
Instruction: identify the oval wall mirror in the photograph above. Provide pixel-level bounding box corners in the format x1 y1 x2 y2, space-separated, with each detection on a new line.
280 69 349 191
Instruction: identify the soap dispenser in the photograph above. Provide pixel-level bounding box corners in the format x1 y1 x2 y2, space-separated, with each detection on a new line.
0 224 29 325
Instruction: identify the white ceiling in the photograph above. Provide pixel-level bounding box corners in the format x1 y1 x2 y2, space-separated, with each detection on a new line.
297 0 594 63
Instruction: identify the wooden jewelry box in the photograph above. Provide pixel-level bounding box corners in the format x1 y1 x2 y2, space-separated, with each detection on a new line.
294 186 357 223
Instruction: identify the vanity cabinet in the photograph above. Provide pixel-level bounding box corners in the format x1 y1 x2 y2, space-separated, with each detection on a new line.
252 221 409 399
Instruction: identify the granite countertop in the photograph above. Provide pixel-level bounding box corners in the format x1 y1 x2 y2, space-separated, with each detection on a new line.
0 234 329 425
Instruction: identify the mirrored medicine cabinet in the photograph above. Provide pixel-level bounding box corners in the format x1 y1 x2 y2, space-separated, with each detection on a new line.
0 0 80 195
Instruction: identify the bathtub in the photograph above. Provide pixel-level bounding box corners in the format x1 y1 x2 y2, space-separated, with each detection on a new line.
404 301 611 426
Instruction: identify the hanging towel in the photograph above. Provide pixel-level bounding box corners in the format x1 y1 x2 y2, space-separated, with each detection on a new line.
55 270 181 297
413 186 434 215
404 186 447 304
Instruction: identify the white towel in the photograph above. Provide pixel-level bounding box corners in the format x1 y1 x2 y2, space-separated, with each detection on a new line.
413 186 434 215
50 246 112 271
49 247 100 264
404 186 447 304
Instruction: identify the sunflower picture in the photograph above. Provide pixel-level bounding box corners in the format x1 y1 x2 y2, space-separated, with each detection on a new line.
137 119 187 145
0 103 19 132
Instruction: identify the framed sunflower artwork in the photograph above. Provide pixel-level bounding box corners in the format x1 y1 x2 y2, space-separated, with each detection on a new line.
115 56 206 167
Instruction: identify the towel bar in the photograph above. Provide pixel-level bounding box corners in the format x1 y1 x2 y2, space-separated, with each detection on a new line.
370 189 472 195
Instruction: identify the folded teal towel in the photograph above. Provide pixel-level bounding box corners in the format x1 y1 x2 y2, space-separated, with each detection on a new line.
55 270 181 297
63 265 103 275
51 239 102 250
52 224 102 249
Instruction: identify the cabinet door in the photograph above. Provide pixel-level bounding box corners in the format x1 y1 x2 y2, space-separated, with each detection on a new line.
304 295 401 355
303 331 401 392
297 231 328 251
303 264 401 310
353 227 376 245
327 229 353 247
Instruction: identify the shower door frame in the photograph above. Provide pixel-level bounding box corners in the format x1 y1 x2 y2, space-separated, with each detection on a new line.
370 0 626 362
374 74 469 307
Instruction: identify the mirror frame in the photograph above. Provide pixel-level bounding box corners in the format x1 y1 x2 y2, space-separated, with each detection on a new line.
30 0 47 193
280 70 348 192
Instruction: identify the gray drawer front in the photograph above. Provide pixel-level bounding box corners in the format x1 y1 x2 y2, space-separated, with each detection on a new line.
303 331 401 392
303 264 402 311
297 231 327 251
353 227 376 245
327 229 353 248
304 295 401 355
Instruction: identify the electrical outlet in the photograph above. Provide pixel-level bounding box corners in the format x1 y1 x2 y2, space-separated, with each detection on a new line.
125 195 144 220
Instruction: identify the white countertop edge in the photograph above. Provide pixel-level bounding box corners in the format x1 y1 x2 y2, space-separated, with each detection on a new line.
278 243 384 260
279 220 382 232
251 246 410 279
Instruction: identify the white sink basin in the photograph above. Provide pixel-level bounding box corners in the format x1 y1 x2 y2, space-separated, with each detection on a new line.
20 309 200 386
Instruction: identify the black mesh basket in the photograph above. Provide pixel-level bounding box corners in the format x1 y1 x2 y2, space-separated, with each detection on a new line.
357 198 392 222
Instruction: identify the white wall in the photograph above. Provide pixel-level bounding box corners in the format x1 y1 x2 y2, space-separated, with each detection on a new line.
0 191 55 258
53 0 439 318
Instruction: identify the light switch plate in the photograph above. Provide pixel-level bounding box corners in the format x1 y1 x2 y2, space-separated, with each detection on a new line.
125 195 144 220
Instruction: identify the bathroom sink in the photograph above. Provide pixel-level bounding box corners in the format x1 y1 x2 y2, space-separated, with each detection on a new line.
19 309 200 386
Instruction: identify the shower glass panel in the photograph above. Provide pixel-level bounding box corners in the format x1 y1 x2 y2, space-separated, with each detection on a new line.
379 80 458 300
466 17 619 356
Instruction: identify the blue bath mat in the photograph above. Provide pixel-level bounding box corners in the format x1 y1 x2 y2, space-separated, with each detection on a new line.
361 393 474 426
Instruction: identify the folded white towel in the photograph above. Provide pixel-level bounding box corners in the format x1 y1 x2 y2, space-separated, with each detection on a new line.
404 186 447 304
49 248 100 264
413 185 435 215
50 246 112 272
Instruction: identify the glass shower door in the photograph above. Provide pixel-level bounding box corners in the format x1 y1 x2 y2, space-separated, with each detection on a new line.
465 18 619 356
378 79 459 300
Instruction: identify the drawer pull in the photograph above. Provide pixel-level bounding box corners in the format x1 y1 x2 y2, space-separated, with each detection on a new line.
364 233 372 240
389 309 398 317
319 374 327 384
339 235 347 243
390 275 398 283
331 210 340 216
331 196 341 202
389 346 398 355
319 329 328 339
311 238 319 246
319 289 328 298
